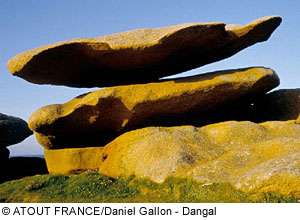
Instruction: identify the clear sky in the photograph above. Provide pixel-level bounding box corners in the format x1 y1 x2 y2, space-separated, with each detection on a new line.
1 0 299 156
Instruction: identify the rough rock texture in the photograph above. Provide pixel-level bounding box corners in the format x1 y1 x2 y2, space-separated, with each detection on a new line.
253 89 300 121
99 120 300 197
28 67 279 149
44 147 104 174
0 113 33 147
7 16 281 88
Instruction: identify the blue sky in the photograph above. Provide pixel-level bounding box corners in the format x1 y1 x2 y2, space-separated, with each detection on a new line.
0 0 299 156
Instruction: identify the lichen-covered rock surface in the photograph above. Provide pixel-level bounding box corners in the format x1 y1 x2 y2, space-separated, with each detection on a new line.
99 120 300 197
44 147 104 174
7 16 281 87
0 113 33 147
28 67 279 149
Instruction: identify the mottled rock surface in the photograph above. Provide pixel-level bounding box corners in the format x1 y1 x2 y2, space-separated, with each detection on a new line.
28 67 279 149
99 121 300 197
8 16 281 87
0 113 33 147
44 147 104 174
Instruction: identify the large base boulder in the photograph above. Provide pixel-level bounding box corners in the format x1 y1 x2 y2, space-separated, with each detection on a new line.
7 16 281 88
29 67 279 149
99 120 300 197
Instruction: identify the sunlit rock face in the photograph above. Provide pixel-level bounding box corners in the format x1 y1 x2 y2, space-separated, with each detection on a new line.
28 67 279 149
9 15 299 200
99 121 300 197
44 147 104 174
7 16 281 88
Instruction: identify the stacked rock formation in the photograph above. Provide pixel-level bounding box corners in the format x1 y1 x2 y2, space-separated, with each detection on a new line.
0 113 32 164
9 15 300 196
29 67 279 149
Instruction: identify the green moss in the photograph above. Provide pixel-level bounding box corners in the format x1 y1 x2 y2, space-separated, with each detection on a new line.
0 172 298 203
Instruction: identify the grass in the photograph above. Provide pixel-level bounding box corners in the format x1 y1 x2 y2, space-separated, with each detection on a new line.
0 172 298 203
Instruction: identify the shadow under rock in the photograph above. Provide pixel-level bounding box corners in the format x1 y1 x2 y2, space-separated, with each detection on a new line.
0 157 48 184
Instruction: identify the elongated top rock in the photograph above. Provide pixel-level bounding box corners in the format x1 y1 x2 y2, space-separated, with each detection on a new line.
7 16 281 88
28 67 279 149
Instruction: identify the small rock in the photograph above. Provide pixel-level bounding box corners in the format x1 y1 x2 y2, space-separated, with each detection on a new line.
253 89 300 121
0 113 33 147
0 148 10 163
0 157 48 183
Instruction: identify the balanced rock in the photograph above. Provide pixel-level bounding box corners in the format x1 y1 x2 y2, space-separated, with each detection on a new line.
99 120 300 197
253 89 300 121
44 147 104 174
7 16 281 88
0 113 33 147
28 67 279 149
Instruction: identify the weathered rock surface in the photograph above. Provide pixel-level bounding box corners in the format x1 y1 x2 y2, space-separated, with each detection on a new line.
44 147 104 174
253 89 300 121
99 120 300 197
0 113 33 147
7 16 281 87
28 67 279 149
